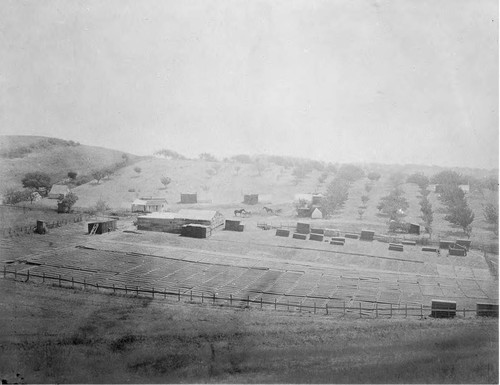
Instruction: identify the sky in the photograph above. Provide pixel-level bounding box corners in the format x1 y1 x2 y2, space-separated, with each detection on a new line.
0 0 498 169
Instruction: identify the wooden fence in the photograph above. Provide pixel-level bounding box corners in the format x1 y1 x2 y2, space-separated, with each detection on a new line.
3 266 497 319
1 214 91 238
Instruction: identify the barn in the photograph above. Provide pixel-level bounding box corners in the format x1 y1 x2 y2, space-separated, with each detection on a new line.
180 193 198 204
48 185 70 199
137 209 224 234
131 198 167 213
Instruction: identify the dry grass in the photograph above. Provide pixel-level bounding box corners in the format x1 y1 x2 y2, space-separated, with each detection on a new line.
0 279 497 383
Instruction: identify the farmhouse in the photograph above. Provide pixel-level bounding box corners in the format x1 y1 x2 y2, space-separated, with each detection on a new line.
131 197 167 213
137 209 224 234
48 184 70 199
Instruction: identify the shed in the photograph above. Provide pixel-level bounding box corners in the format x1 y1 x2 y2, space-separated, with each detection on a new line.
131 198 168 213
296 222 310 235
311 194 324 206
311 207 323 219
88 219 117 235
48 185 70 199
431 300 456 318
243 194 259 205
180 193 198 204
181 224 210 238
297 208 312 218
408 223 420 235
360 230 375 241
456 239 472 250
476 303 499 317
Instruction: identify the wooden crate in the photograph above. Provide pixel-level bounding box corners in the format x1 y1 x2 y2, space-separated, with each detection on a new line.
449 247 466 256
360 230 375 241
388 243 404 252
330 237 345 243
330 241 345 246
345 233 359 240
476 303 499 317
296 222 310 235
324 229 340 237
292 233 307 240
431 300 456 318
275 229 290 237
309 233 324 242
310 228 324 235
402 240 416 246
439 240 455 249
422 247 439 253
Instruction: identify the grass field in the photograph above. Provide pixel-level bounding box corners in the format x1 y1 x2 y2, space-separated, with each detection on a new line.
0 278 497 383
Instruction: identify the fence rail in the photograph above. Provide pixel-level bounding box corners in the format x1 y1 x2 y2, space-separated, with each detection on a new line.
3 266 497 319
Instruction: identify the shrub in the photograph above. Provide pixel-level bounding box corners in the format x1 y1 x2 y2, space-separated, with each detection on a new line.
57 192 78 213
134 167 142 174
337 164 364 182
68 171 77 180
367 172 381 181
21 172 51 193
199 153 218 162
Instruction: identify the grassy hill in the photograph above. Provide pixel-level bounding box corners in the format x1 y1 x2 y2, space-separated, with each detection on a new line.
0 135 141 193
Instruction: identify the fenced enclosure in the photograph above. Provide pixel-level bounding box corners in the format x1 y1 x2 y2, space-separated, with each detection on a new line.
4 266 498 319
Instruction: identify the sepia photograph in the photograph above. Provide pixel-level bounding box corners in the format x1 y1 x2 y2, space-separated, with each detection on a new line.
0 0 498 383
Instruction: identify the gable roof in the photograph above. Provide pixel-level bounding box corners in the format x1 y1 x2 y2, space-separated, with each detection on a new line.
49 185 70 194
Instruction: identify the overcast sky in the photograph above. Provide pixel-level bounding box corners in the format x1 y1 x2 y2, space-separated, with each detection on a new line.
0 0 498 169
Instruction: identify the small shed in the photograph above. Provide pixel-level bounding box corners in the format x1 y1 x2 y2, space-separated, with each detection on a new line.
48 185 70 199
88 219 117 235
181 224 210 238
243 194 259 205
180 193 198 204
131 198 168 213
431 300 456 318
311 207 323 219
360 230 375 241
312 194 324 206
296 222 311 235
408 223 420 235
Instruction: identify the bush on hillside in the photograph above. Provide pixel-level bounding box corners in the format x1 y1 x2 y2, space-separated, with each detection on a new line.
337 164 364 182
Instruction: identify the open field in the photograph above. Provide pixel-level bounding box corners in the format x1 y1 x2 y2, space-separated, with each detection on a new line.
0 278 497 383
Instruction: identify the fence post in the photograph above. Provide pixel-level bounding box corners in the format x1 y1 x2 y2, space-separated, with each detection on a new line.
125 285 127 294
405 304 407 318
84 278 86 290
247 295 250 307
202 292 204 303
97 283 99 291
43 272 45 283
299 302 302 313
463 308 466 318
164 288 166 299
359 302 362 318
314 302 316 314
136 286 138 296
390 303 392 318
287 300 290 311
152 287 154 298
14 269 17 281
191 290 193 302
71 276 74 288
230 294 232 305
3 265 5 278
343 301 346 315
26 270 30 282
113 284 115 294
420 304 423 320
376 303 378 318
274 298 277 310
260 297 263 309
326 303 328 315
213 293 215 305
58 274 61 287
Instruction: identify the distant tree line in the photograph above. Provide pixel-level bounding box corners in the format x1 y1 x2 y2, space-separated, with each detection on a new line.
0 138 79 159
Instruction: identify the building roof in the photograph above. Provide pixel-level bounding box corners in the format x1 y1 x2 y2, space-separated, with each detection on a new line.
177 209 218 221
132 198 167 205
138 209 219 221
49 185 70 194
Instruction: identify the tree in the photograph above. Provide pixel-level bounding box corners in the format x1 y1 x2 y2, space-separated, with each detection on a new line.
134 167 142 174
255 160 267 176
377 188 409 220
445 204 474 237
367 171 381 181
199 153 217 162
91 170 105 184
438 185 466 210
407 173 429 190
230 154 252 164
160 176 172 189
3 188 28 205
212 164 221 175
21 172 51 194
389 172 406 187
321 178 350 217
430 170 465 186
358 208 365 220
361 195 369 207
420 196 434 237
57 192 78 213
68 171 77 180
234 166 241 175
337 164 364 182
483 202 498 234
93 198 110 214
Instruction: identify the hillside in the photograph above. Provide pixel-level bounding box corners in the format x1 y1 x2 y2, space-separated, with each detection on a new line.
0 135 141 192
